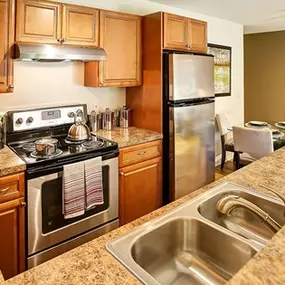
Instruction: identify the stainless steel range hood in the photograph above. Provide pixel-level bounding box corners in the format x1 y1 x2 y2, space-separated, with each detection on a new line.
14 43 107 62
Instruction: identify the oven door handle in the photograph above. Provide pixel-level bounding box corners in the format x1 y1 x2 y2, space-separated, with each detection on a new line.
27 164 64 179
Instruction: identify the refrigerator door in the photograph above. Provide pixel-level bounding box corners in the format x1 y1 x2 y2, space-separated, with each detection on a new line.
169 100 215 201
169 54 214 101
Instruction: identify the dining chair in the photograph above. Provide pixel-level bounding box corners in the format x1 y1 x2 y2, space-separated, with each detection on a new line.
232 126 274 169
216 113 236 170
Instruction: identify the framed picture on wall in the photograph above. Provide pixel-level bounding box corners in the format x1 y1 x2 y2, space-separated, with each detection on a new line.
208 43 232 97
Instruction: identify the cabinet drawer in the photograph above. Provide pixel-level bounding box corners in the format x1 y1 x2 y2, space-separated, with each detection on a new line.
119 140 162 168
0 173 25 203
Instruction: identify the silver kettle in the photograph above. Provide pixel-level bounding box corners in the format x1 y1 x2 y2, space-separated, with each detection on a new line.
67 114 91 141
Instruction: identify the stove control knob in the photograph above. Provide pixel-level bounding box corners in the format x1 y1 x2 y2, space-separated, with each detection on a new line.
16 118 23 125
76 109 83 116
68 112 75 118
26 117 34 124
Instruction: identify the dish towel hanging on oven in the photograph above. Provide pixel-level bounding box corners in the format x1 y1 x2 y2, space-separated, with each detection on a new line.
62 161 85 219
84 156 104 210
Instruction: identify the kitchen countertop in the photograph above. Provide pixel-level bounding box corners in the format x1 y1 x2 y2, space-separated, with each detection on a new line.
92 127 163 148
3 148 285 285
0 146 26 177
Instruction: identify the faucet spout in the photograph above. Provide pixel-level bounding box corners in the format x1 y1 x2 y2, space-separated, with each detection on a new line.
217 195 282 233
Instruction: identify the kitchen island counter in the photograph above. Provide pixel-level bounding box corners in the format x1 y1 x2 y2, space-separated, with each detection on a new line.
3 148 285 285
0 146 26 177
92 127 163 148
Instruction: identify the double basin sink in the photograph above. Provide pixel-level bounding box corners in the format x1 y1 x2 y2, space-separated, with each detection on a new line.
107 183 285 285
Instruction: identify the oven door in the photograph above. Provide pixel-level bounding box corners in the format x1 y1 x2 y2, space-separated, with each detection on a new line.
27 157 118 256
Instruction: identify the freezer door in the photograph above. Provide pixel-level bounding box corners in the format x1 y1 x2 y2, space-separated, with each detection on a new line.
169 101 215 200
169 54 214 101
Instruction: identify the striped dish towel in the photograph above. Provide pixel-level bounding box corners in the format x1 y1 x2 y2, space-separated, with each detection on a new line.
85 157 104 210
62 161 85 219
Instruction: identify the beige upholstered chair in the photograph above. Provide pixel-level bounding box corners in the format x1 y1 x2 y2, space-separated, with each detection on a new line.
233 126 273 169
216 113 235 170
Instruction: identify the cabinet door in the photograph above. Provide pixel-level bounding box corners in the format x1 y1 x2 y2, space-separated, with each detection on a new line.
62 4 99 47
188 19 207 53
98 10 141 87
0 198 25 280
163 13 188 50
119 157 162 225
0 0 14 93
16 0 62 44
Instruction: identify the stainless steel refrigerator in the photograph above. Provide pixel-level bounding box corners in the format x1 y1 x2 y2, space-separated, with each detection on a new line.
163 52 215 203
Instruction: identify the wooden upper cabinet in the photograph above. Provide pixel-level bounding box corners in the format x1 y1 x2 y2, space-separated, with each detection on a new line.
16 0 62 44
163 12 207 53
0 0 15 93
188 19 207 53
99 10 141 87
62 4 99 47
85 10 141 88
163 12 188 50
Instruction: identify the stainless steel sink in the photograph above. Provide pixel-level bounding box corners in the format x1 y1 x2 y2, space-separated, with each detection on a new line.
198 188 285 245
107 182 282 285
131 218 257 285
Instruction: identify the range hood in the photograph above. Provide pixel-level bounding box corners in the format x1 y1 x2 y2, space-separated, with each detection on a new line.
14 43 107 62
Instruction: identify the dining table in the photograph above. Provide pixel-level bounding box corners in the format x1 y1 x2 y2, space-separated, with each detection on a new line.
228 121 285 150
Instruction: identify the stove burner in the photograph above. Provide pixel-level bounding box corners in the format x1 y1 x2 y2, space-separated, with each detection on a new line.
82 140 104 149
69 145 84 154
30 149 63 159
64 138 87 145
21 142 36 152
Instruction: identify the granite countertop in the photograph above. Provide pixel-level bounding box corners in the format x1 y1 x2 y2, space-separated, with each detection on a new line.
4 148 285 285
92 127 163 148
0 146 26 177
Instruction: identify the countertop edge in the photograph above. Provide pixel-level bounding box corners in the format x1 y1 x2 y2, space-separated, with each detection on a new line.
4 148 285 285
0 146 26 178
92 127 163 148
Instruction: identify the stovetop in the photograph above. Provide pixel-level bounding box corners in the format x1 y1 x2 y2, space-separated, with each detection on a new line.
8 133 118 166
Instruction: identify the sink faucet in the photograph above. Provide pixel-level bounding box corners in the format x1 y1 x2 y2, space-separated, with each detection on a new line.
217 195 282 233
260 184 285 217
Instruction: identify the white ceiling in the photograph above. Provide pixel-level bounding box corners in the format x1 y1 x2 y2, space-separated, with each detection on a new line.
149 0 285 34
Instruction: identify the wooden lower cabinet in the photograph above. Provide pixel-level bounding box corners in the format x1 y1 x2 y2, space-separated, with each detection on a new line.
0 197 25 280
119 156 162 225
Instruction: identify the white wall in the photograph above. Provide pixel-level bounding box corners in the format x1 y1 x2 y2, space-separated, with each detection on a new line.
0 61 126 112
0 0 244 158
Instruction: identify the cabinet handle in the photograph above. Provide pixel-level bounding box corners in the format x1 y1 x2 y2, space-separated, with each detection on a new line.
137 151 146 155
0 81 4 84
7 85 14 92
100 81 104 85
57 38 63 42
21 202 26 207
120 172 125 176
62 38 66 43
0 187 9 196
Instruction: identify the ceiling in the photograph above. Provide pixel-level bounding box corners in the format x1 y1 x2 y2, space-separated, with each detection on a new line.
149 0 285 34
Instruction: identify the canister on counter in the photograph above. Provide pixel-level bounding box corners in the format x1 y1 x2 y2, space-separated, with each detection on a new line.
102 108 114 131
119 106 132 128
88 110 102 132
